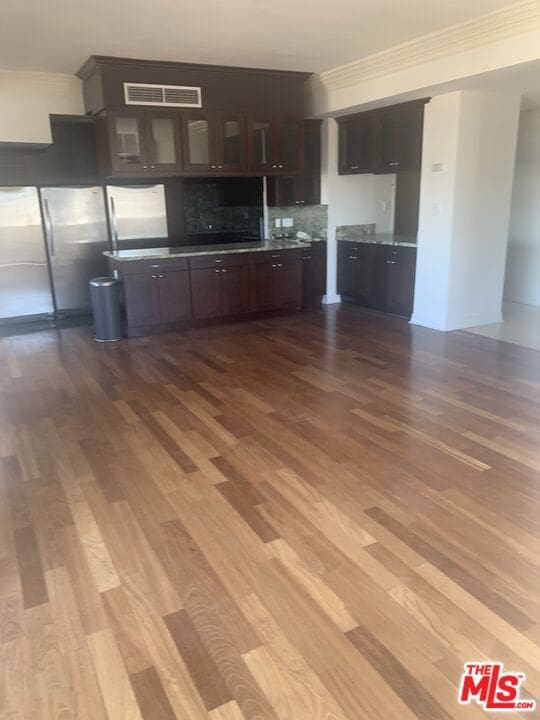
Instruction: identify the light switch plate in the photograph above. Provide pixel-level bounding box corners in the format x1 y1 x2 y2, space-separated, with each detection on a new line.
282 218 294 228
275 218 282 228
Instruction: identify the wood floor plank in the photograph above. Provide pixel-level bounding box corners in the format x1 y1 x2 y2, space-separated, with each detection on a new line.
2 306 540 719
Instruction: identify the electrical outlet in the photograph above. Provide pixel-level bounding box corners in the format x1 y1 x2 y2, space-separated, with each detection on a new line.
282 218 294 228
275 218 282 228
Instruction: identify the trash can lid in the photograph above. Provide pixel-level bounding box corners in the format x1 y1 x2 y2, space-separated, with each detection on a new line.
90 276 117 287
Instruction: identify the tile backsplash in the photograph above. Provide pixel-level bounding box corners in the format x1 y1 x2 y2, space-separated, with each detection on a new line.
184 181 261 235
267 205 328 239
336 224 376 240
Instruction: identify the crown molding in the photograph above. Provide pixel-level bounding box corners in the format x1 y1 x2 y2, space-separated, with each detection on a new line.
311 0 540 92
0 70 81 92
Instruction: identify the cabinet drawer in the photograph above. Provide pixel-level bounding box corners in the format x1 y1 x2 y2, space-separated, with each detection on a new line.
250 248 302 265
189 252 250 270
118 257 189 275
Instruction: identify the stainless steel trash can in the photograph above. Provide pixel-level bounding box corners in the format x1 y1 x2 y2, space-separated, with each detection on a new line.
89 277 122 342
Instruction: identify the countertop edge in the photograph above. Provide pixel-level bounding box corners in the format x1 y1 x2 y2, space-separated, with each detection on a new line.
104 239 321 262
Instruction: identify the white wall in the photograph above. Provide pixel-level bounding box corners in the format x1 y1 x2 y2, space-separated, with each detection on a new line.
411 90 521 331
320 118 396 303
0 71 84 145
504 108 540 305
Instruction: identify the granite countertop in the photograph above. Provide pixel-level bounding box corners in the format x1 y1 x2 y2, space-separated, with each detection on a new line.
104 238 311 262
338 233 417 248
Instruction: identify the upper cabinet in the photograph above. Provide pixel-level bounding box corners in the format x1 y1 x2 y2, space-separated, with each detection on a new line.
78 56 310 179
182 111 247 173
267 119 321 207
337 99 428 175
104 108 182 175
247 117 303 174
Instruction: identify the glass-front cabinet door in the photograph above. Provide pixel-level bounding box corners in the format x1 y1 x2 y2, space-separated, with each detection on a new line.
182 113 212 172
248 117 274 172
279 119 304 173
146 112 181 172
216 114 246 172
109 111 146 173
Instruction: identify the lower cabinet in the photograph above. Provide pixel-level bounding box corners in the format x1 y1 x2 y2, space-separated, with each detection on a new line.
251 252 302 311
302 242 326 304
337 241 416 317
113 247 305 336
123 269 192 329
191 264 251 320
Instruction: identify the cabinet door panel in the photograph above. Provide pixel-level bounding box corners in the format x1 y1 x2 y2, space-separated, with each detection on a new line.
337 244 374 303
382 249 416 316
248 117 274 173
109 111 147 173
278 261 302 307
158 271 192 324
216 114 246 172
123 273 160 327
220 265 251 316
338 117 375 174
251 262 279 311
302 245 326 302
183 113 212 172
190 268 221 319
147 113 181 172
279 119 303 173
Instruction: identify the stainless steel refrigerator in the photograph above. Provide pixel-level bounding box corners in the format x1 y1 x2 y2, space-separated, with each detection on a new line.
106 184 169 250
0 187 54 319
40 186 109 312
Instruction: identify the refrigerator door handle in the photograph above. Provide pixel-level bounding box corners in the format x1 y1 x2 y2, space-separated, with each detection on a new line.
43 199 55 257
109 196 119 252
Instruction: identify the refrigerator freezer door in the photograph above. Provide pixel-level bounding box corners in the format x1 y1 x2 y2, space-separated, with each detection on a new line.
106 184 168 250
0 187 54 319
40 186 109 311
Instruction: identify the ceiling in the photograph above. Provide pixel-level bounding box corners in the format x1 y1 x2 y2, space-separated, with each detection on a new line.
0 0 521 75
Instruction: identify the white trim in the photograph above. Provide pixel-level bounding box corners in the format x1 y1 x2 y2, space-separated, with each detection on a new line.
310 0 540 93
410 310 504 332
322 293 342 305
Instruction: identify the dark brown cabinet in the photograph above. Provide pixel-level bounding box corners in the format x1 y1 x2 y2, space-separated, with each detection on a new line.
247 116 304 174
380 246 416 316
338 115 376 174
267 120 321 207
103 108 182 176
182 112 247 174
190 255 251 320
338 243 375 305
110 247 305 337
250 249 302 312
337 100 427 176
302 242 326 304
122 266 191 330
337 241 416 317
376 103 425 173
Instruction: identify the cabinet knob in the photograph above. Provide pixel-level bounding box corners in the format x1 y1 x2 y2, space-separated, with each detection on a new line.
278 164 283 169
211 165 216 169
221 268 227 273
150 165 156 169
218 165 223 169
386 260 397 264
214 259 222 263
271 164 277 169
348 255 357 259
214 269 220 273
143 165 148 169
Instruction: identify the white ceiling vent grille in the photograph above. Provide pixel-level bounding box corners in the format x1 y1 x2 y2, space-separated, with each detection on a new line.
123 82 202 108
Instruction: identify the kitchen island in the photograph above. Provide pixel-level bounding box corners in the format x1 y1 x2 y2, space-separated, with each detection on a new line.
106 239 326 337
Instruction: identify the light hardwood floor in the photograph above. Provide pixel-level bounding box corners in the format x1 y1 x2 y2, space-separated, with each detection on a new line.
1 304 539 719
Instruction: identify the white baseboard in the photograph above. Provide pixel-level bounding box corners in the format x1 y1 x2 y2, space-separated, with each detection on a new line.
322 293 342 305
410 310 504 332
